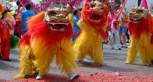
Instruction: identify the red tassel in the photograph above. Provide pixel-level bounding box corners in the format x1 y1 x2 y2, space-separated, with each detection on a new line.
98 28 107 39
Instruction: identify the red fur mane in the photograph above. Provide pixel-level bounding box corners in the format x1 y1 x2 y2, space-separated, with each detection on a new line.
128 13 153 38
20 12 73 46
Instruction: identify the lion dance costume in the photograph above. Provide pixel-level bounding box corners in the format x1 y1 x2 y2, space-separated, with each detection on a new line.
0 4 10 61
15 3 78 80
126 8 153 65
74 0 109 65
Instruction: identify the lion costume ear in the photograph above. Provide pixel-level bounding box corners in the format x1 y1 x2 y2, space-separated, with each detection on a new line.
0 4 4 13
28 12 45 30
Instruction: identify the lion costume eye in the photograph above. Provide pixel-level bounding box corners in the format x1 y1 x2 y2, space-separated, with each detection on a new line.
45 4 70 23
98 4 104 10
136 9 144 14
100 7 104 10
47 11 57 16
90 2 96 8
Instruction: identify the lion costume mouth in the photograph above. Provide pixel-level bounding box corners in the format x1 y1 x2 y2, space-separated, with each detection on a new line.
89 13 102 23
129 15 144 23
90 13 102 20
48 23 69 31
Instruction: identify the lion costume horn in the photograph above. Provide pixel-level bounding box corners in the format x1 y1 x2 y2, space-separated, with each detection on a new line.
140 0 148 9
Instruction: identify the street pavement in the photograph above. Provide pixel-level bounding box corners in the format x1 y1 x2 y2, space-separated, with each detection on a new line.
0 44 153 80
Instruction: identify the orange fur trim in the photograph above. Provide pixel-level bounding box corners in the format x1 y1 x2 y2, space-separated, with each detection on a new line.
28 12 45 30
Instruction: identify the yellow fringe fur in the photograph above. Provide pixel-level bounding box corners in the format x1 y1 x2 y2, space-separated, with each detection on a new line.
32 38 77 75
126 33 153 65
73 19 104 64
16 37 77 78
15 45 36 78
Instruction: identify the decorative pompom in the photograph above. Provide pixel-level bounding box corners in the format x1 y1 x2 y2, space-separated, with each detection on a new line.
10 35 20 49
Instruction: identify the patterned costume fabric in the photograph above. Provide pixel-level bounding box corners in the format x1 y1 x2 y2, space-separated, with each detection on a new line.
126 8 153 65
0 4 10 60
15 7 77 79
0 20 10 60
109 19 121 49
73 0 109 65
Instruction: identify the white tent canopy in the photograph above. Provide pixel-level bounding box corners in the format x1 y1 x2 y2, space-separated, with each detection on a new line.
31 0 42 4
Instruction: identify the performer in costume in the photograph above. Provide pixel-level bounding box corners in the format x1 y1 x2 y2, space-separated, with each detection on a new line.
14 1 23 38
2 9 19 49
126 8 153 65
73 0 109 65
15 3 79 80
21 2 35 35
0 4 11 61
73 9 80 41
109 19 121 50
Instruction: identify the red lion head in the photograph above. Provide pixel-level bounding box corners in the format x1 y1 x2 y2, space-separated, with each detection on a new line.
128 8 153 38
82 0 109 27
